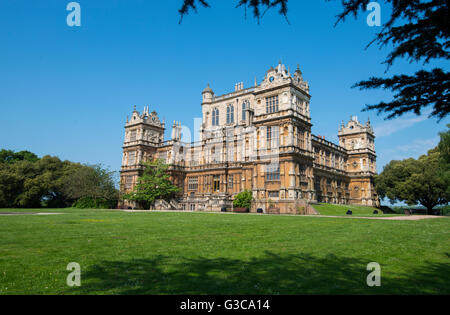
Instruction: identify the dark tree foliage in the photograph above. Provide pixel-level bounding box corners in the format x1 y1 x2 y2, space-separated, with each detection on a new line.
0 149 118 209
178 0 289 23
375 148 448 214
332 0 449 120
0 149 39 164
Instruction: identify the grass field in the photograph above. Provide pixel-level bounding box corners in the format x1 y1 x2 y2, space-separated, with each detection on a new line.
0 208 449 295
311 203 397 216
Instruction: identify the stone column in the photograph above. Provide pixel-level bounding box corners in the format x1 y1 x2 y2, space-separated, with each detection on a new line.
288 125 294 146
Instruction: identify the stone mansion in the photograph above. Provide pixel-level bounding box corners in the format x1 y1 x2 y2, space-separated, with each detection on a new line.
119 63 379 213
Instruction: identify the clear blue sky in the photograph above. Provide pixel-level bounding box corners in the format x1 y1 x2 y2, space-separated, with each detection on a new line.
0 0 448 176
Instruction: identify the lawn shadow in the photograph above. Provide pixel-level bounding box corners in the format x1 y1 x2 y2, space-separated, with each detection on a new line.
71 252 450 295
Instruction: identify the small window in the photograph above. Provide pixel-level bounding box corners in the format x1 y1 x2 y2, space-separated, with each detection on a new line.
130 130 137 142
265 95 279 114
128 151 136 166
266 164 280 181
212 108 219 126
267 126 279 149
213 175 220 192
242 101 249 121
226 105 234 124
188 177 198 191
268 191 279 198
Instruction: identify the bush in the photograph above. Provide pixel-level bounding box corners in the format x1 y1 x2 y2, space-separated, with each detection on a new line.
233 190 252 209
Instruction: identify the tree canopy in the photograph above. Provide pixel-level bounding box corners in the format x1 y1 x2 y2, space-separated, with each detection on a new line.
375 126 450 214
335 0 449 121
0 149 39 164
233 190 253 209
122 160 180 209
0 149 118 209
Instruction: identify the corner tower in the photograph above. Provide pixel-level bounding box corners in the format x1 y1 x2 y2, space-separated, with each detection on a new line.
338 116 379 206
119 106 165 208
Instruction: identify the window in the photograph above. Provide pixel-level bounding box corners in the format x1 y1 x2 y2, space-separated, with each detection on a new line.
188 177 198 191
212 108 219 126
268 191 279 198
266 164 280 181
265 95 279 113
226 105 234 124
267 126 279 149
228 175 234 189
128 151 136 166
130 130 137 142
242 101 249 121
298 130 304 149
213 175 220 192
125 176 133 189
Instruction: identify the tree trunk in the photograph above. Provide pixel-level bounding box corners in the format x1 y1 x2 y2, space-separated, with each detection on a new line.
426 207 434 215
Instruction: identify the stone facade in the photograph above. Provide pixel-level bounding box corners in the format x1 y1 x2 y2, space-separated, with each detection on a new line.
119 63 379 213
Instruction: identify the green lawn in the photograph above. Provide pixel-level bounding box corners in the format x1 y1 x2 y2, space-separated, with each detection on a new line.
0 208 449 294
312 203 397 217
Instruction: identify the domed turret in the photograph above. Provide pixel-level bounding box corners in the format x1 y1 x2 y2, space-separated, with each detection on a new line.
202 83 214 104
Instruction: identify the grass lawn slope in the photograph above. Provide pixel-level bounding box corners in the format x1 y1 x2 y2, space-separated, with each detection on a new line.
0 208 448 294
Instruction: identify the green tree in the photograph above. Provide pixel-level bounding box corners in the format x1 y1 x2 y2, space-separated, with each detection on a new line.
179 0 449 121
62 164 119 209
0 149 118 209
233 190 253 209
0 149 39 164
437 124 450 200
123 160 180 209
0 155 70 208
0 166 23 208
375 148 448 214
335 0 449 121
438 124 450 164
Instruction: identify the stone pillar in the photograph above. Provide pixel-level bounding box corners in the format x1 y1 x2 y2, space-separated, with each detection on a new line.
288 125 294 146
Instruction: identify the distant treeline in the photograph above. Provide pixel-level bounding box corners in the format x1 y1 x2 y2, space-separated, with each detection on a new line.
0 150 118 209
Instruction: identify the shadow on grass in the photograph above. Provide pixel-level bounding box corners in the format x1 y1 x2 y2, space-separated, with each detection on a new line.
72 252 450 295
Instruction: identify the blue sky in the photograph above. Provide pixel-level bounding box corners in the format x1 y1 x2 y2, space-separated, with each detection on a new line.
0 0 448 177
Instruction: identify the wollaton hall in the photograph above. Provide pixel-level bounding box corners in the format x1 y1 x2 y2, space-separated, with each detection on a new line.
119 62 379 213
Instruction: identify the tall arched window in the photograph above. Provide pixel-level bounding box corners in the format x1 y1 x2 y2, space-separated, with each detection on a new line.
242 101 249 121
212 108 219 126
226 105 234 124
